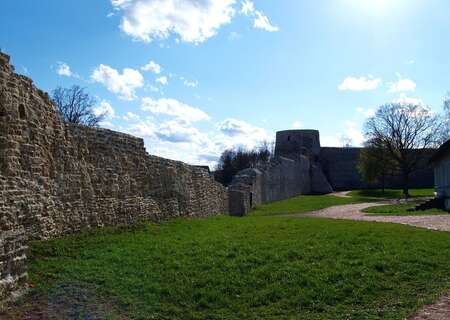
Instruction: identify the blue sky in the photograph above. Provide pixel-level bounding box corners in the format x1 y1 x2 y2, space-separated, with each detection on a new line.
1 0 450 166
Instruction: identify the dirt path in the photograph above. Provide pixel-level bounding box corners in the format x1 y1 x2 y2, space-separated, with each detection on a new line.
331 191 352 198
291 202 450 319
409 294 450 320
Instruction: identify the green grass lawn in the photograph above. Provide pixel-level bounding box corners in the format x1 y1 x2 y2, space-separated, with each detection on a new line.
363 203 448 216
27 216 450 320
349 188 435 200
250 188 435 217
250 195 366 216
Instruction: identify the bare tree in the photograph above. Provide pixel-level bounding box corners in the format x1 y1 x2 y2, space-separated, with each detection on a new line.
364 103 441 197
437 92 450 144
52 85 105 127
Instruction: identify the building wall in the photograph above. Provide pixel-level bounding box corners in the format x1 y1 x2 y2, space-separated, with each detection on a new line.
0 53 228 305
433 151 450 210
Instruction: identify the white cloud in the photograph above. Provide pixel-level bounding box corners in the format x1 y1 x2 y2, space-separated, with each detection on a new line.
240 0 278 32
322 121 365 147
338 76 382 91
392 93 425 107
321 136 341 147
56 62 73 77
121 113 273 167
121 115 216 165
253 11 279 32
217 118 268 139
122 111 140 121
94 100 116 118
183 79 198 88
141 97 209 122
146 84 160 93
228 31 242 40
355 107 375 118
215 118 271 153
141 60 161 74
292 120 302 129
111 0 278 43
344 121 365 146
240 0 255 15
111 0 237 44
157 120 208 144
126 119 156 138
91 64 144 100
99 121 115 128
156 76 168 85
388 77 416 93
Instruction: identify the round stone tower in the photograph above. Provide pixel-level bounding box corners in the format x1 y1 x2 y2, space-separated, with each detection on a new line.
274 130 321 160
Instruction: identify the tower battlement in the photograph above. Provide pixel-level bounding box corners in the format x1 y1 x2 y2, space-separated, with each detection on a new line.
274 130 321 160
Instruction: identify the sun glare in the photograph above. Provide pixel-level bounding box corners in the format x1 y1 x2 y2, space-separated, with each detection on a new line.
347 0 396 16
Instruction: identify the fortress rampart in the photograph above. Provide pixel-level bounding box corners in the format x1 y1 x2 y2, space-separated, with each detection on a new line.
228 129 435 215
228 130 333 216
0 53 227 306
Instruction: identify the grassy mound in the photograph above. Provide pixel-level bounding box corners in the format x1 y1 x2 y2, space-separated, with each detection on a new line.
27 215 450 320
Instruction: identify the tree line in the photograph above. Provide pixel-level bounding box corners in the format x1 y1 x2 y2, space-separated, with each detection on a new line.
214 142 273 186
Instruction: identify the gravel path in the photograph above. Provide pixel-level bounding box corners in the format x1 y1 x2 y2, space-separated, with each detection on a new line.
292 202 450 320
331 191 352 198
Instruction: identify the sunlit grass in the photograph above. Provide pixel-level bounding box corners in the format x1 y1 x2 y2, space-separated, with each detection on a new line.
250 188 435 217
27 215 450 320
363 203 448 216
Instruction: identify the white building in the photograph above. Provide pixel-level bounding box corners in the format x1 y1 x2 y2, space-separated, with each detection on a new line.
430 140 450 210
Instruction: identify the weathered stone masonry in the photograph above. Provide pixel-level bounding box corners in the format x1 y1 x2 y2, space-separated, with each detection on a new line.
0 53 228 306
228 130 333 216
228 129 434 216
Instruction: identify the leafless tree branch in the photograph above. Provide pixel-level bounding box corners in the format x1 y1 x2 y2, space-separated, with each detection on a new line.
51 85 105 127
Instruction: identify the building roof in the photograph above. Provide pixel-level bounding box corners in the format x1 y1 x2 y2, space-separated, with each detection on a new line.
430 139 450 164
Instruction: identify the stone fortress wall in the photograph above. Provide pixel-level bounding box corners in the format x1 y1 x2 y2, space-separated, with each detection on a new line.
228 157 312 215
229 129 435 215
0 53 228 307
228 130 333 216
320 147 434 191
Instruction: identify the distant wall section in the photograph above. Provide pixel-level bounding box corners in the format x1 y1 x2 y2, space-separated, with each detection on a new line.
320 147 434 190
229 156 312 216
